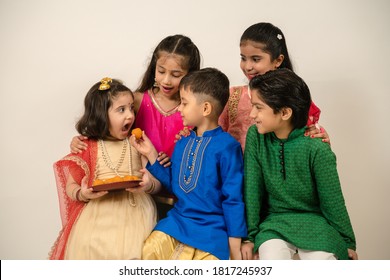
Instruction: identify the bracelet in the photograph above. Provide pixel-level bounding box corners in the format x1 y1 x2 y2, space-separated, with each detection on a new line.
76 188 90 202
145 181 156 194
71 186 81 201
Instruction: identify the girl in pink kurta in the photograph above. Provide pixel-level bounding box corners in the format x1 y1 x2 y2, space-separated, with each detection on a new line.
134 90 183 158
219 22 325 151
133 35 201 216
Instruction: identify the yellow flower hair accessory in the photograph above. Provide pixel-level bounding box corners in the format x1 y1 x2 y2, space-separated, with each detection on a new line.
99 77 112 90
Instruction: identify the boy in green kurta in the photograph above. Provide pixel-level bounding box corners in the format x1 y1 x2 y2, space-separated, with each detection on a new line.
241 69 357 260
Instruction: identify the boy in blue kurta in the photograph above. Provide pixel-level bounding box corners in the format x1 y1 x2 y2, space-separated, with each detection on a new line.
130 68 247 260
241 68 357 260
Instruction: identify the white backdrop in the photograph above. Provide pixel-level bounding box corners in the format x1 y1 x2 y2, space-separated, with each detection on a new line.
0 0 389 259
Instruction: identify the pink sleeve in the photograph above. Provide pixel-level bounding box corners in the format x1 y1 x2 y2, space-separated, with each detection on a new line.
307 101 321 126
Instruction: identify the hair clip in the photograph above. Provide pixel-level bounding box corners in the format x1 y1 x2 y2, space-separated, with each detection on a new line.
277 34 283 40
99 77 112 90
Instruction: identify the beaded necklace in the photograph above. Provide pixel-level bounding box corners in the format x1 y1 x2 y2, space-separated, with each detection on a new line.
98 138 135 206
98 138 133 177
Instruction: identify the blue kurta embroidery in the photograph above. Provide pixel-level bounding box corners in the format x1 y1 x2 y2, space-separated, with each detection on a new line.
179 137 211 193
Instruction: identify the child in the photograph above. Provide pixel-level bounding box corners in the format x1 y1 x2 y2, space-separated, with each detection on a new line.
70 35 201 219
219 22 328 151
132 35 201 217
133 34 200 157
130 68 247 260
241 69 357 260
49 78 160 259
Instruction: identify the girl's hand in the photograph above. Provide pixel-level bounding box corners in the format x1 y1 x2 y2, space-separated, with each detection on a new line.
70 135 88 154
127 168 152 193
157 152 171 167
129 132 158 164
304 124 331 144
174 126 191 143
348 249 358 260
241 242 255 260
80 176 108 201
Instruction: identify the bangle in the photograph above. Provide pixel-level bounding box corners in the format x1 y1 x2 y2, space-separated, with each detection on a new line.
71 186 81 201
145 181 156 194
76 188 90 202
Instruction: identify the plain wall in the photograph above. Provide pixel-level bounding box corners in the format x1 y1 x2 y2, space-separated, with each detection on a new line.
0 0 389 259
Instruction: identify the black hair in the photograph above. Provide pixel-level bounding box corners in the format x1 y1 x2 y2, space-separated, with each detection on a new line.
249 68 311 128
76 79 133 140
179 67 229 116
241 22 293 71
136 35 201 93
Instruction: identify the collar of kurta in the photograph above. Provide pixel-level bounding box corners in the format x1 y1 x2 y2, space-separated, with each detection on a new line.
270 126 307 143
189 126 223 138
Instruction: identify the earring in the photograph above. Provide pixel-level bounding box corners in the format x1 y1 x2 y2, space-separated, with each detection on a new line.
153 78 159 88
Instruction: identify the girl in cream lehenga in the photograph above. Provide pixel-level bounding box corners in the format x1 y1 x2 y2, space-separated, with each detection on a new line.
49 78 160 259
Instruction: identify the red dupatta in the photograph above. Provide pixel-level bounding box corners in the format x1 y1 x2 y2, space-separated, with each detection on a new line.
48 140 98 260
307 101 321 126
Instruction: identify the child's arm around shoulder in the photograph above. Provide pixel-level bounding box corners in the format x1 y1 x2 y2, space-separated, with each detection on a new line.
305 123 331 144
70 135 88 154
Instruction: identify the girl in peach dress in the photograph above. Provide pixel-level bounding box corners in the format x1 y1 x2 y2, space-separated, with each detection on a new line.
219 22 327 151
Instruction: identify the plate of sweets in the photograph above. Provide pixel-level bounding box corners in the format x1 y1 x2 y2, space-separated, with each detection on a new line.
91 175 142 192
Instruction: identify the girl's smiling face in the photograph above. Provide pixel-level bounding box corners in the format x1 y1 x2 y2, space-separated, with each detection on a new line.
108 91 135 140
240 40 283 80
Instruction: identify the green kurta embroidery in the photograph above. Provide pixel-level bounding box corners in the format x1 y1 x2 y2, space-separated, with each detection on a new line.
244 125 356 260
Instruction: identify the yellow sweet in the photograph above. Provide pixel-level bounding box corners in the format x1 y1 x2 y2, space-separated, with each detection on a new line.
131 128 142 140
92 175 140 186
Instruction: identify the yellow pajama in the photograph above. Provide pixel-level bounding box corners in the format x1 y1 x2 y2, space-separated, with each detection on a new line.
142 231 218 260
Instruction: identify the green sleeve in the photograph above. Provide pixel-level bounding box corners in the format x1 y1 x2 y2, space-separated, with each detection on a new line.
244 126 264 243
313 143 356 249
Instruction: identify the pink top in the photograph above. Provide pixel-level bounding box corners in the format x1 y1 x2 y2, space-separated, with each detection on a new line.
219 85 321 151
219 86 253 151
134 90 184 157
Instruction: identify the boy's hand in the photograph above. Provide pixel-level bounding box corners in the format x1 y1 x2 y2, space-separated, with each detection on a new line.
241 242 254 260
348 249 358 260
129 132 158 164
